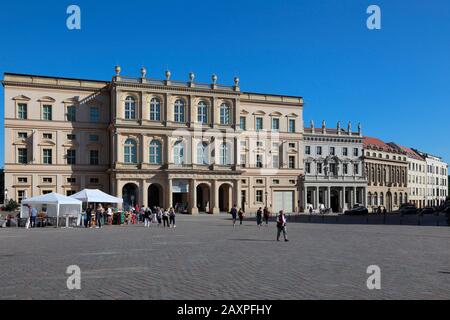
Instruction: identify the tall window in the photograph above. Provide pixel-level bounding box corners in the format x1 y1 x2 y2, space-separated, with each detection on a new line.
174 99 185 123
305 146 311 155
256 154 264 168
343 147 348 156
316 146 322 155
18 148 28 164
329 147 335 156
150 98 161 121
173 141 185 165
67 150 76 165
305 162 311 174
272 154 279 169
289 119 296 133
317 163 323 174
194 142 207 165
240 116 246 130
354 163 359 175
43 149 52 164
353 148 359 157
272 118 280 131
197 102 208 124
343 163 348 175
90 150 99 165
125 96 136 120
67 106 76 122
220 103 230 125
289 156 296 169
43 105 52 121
256 117 263 131
124 139 137 164
90 107 99 123
256 190 263 203
149 140 162 164
220 143 230 165
18 103 27 119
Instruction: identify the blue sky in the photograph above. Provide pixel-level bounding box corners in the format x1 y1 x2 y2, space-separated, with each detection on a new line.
0 0 449 165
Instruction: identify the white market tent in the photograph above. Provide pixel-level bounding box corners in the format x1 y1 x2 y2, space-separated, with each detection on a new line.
69 189 123 204
21 193 82 227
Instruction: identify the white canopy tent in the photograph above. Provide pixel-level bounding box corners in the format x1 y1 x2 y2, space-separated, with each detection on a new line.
69 189 123 204
21 193 82 227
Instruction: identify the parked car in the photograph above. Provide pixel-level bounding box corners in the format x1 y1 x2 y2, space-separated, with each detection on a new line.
344 206 369 216
399 205 418 216
419 207 436 215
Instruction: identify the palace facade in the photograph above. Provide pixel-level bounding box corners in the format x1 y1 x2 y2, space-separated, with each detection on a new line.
2 69 304 214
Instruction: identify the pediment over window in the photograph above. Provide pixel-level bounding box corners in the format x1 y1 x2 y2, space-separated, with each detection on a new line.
270 111 282 117
240 109 249 115
62 97 80 104
38 96 56 103
286 113 298 118
253 110 266 116
12 95 31 101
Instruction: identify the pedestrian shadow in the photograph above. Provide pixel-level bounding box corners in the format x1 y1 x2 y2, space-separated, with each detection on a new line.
228 239 274 242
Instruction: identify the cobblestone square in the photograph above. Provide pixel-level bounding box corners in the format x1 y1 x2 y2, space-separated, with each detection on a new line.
0 215 449 300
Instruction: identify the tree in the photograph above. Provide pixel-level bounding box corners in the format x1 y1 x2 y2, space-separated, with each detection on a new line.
5 199 20 212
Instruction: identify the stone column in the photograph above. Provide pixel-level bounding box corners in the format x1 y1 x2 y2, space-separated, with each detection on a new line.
166 178 173 209
327 186 331 209
140 180 147 207
210 180 220 214
341 187 346 212
234 180 241 210
353 187 357 205
189 179 198 215
304 186 308 212
315 186 319 209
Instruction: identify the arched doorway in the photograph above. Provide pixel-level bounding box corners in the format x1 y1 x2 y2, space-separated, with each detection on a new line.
148 184 163 208
196 184 210 213
218 184 232 213
330 189 339 213
122 183 139 210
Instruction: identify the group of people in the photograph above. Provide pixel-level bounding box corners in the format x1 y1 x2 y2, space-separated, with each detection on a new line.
229 205 289 242
142 206 176 228
83 204 113 228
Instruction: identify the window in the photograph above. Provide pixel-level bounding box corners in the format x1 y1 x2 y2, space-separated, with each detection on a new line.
289 156 295 169
256 117 263 131
89 134 99 142
330 163 337 175
330 147 335 156
18 177 28 183
353 148 359 157
289 180 296 185
43 133 52 140
220 103 230 125
67 150 76 165
343 147 348 156
288 143 296 149
125 96 136 120
240 117 246 130
67 106 76 122
305 162 311 174
90 107 100 123
256 190 264 203
18 132 28 139
150 140 162 164
18 148 28 164
18 103 27 119
256 141 264 148
43 149 52 164
343 163 348 175
18 190 26 203
272 118 280 131
43 105 52 121
124 139 137 164
305 146 311 155
90 150 99 165
289 119 296 133
174 99 185 123
272 142 279 150
150 98 161 121
240 141 247 149
272 154 279 168
90 178 100 184
67 134 76 141
196 142 208 165
43 177 53 183
256 179 264 184
354 163 359 175
173 141 185 165
219 143 230 165
316 146 322 155
256 154 263 168
67 178 76 184
197 102 208 124
240 154 247 167
273 179 280 185
317 163 323 174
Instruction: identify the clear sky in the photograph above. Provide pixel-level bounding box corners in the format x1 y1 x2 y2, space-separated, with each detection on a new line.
0 0 449 166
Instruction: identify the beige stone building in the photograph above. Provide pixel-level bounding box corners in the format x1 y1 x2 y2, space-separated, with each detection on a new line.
363 137 408 212
2 69 304 214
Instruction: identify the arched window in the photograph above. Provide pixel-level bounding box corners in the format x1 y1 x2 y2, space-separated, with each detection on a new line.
374 192 378 206
219 143 230 165
220 103 230 125
380 192 384 206
149 140 162 164
368 192 372 206
174 99 185 123
197 102 208 124
383 168 387 184
197 142 209 165
173 141 185 165
150 98 161 121
394 193 398 206
377 167 381 184
396 169 400 184
125 96 136 120
399 193 403 205
124 139 137 164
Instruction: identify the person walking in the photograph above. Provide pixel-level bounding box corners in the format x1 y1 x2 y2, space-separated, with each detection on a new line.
169 207 176 228
238 207 245 225
107 205 113 225
256 207 263 227
30 205 37 228
156 207 163 226
95 204 104 229
230 205 238 227
85 205 93 228
276 210 289 242
162 209 170 228
144 207 152 228
263 207 270 226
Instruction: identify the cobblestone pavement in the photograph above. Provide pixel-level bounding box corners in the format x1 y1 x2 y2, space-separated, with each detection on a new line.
0 215 449 300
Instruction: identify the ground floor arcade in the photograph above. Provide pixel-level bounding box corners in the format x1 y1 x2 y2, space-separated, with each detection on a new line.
302 185 367 213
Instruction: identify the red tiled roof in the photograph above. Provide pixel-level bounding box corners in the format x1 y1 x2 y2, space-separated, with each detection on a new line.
389 143 424 161
363 137 401 153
